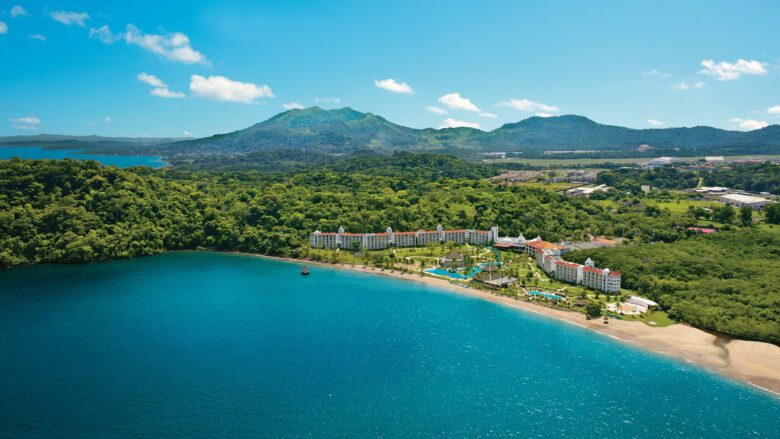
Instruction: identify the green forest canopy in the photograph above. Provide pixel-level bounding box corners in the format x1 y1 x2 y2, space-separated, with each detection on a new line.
0 155 778 344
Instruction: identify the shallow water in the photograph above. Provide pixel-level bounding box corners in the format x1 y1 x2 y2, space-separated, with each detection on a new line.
0 252 777 437
0 146 166 168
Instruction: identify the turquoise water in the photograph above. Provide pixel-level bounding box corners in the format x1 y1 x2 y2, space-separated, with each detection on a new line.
530 290 565 301
0 146 166 168
426 264 484 279
0 252 778 437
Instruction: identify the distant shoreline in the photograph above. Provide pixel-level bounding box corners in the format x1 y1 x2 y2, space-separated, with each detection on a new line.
229 251 780 396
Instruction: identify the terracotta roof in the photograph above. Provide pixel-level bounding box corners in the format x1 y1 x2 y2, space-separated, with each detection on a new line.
314 232 337 236
583 266 604 274
528 240 566 250
608 271 621 276
394 231 416 235
494 243 513 248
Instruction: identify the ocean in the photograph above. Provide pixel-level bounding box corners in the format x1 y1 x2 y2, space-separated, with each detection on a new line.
0 252 777 437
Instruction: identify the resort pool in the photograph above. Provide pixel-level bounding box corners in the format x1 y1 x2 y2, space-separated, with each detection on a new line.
426 265 484 279
529 290 564 301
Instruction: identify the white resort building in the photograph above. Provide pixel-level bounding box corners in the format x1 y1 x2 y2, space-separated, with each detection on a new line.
494 234 622 293
309 225 500 250
311 226 622 294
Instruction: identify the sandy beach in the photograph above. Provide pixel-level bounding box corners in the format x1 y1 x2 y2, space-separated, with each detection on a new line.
245 253 780 396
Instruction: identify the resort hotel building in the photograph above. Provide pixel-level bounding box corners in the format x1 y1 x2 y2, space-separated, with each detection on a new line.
311 226 621 293
495 234 622 293
309 225 500 250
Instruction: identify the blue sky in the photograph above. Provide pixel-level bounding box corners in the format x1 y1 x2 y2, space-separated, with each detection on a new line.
1 0 779 137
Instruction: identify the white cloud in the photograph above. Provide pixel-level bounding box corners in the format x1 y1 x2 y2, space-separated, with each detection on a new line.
374 78 413 94
479 112 498 118
699 59 767 81
646 118 664 126
315 97 341 104
672 81 706 91
189 74 273 103
438 93 480 112
0 21 7 34
89 25 117 44
137 73 185 98
730 118 768 131
768 105 780 114
642 69 671 78
182 130 193 137
283 102 306 110
137 72 166 88
426 105 447 115
496 98 559 113
439 118 482 129
51 11 89 27
150 87 185 99
10 5 28 17
10 116 41 130
124 24 208 65
103 116 112 123
535 112 555 118
29 34 46 41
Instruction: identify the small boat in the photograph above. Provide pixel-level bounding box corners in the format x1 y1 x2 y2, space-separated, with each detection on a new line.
301 266 310 276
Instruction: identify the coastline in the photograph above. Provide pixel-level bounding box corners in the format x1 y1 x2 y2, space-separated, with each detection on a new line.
243 252 780 396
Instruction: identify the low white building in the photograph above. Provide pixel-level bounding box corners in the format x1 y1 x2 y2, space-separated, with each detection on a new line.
720 193 771 210
564 184 610 198
628 296 659 309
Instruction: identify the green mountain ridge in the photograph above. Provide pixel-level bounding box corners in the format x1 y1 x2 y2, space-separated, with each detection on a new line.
3 107 779 159
158 107 780 158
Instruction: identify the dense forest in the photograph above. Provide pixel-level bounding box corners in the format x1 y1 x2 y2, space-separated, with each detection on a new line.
565 229 780 344
1 154 778 344
1 155 692 269
704 163 780 195
597 167 699 192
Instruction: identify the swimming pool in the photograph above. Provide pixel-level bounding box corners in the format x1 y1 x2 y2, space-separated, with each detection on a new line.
426 264 484 279
529 290 564 301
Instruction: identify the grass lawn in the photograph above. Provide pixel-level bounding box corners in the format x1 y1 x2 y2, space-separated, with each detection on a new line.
483 154 780 167
619 310 676 327
642 199 720 214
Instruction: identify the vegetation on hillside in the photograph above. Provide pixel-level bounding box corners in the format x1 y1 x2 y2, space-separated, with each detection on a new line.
1 154 778 344
565 229 780 344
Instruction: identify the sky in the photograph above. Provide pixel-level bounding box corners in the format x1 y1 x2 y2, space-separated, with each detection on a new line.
1 0 779 137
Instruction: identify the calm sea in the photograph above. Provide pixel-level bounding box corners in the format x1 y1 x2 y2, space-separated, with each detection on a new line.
0 146 166 168
0 252 777 437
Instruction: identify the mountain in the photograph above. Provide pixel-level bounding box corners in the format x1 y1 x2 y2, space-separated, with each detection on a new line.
159 107 443 158
157 108 779 159
4 108 779 160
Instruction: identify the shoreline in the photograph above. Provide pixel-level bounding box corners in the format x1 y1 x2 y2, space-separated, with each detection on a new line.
241 252 780 396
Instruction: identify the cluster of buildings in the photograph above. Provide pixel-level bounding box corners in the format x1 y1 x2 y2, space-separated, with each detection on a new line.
311 226 623 293
494 235 622 293
309 225 500 250
693 186 773 210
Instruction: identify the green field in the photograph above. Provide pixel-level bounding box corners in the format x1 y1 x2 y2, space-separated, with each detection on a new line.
484 154 780 167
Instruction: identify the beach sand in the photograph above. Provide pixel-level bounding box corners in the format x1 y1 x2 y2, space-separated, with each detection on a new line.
249 254 780 396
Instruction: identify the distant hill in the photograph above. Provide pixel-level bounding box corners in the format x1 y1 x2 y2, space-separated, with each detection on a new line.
0 134 187 155
4 108 779 160
157 107 779 159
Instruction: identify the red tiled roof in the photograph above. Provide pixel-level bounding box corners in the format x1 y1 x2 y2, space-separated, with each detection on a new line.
495 243 513 248
314 232 337 236
528 240 566 250
608 271 621 276
394 231 416 235
583 266 604 274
